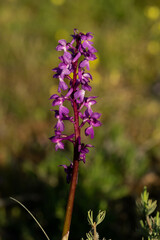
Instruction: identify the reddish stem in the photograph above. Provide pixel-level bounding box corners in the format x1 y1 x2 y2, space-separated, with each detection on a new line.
62 42 80 240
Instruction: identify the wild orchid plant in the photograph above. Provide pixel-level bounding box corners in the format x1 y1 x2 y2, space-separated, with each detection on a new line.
9 29 157 240
49 29 101 240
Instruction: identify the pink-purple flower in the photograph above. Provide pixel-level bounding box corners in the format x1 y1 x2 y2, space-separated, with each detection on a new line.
60 162 73 183
49 29 101 182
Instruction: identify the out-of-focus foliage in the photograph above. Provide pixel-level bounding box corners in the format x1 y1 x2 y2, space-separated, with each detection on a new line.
137 187 160 240
0 0 160 239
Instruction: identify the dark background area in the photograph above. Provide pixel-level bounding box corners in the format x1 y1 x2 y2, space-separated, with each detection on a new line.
0 0 160 239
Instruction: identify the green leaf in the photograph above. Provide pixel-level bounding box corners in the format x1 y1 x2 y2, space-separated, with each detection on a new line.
140 220 144 227
96 210 106 226
141 186 149 205
156 212 160 226
86 231 93 240
147 200 157 216
88 210 94 227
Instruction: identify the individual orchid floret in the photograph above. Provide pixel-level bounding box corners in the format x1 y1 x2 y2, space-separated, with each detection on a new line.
52 68 69 92
49 131 65 151
53 109 74 132
81 32 97 53
52 51 73 93
79 52 97 70
78 69 92 91
49 131 74 151
59 52 72 65
78 69 92 84
84 96 97 115
74 89 85 103
56 39 70 52
80 111 101 139
50 94 70 118
54 110 65 132
78 96 97 116
60 162 73 183
79 143 94 163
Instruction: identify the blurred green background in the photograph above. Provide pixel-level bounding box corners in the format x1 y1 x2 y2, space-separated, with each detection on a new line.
1 0 160 239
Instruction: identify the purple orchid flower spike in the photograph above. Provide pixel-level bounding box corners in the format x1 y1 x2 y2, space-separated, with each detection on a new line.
50 28 101 163
49 29 101 240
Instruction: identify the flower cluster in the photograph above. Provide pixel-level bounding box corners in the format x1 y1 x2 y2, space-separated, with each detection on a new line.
49 29 101 182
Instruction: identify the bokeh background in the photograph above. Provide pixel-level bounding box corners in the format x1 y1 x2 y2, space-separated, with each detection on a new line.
1 0 160 239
